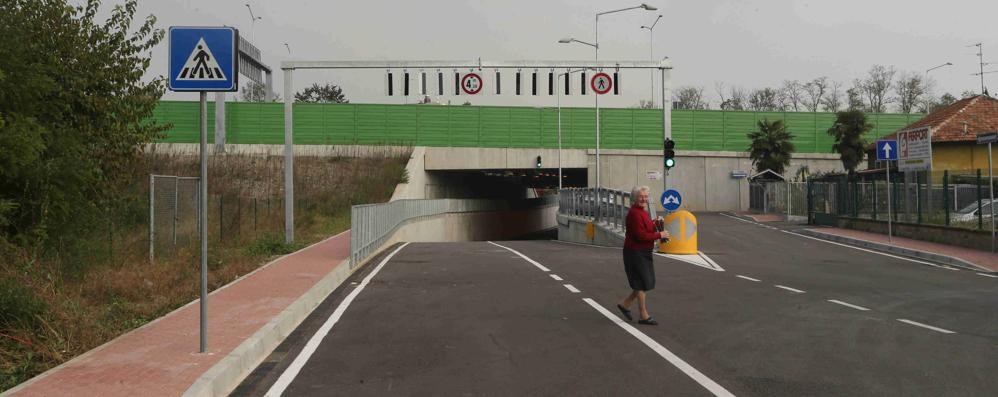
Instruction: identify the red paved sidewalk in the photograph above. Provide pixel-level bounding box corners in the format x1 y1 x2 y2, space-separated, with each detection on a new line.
805 227 997 272
4 230 351 397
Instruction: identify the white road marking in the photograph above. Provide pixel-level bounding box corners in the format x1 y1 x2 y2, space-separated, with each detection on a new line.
736 275 761 282
827 299 871 311
489 241 551 272
550 274 563 281
977 273 998 278
655 251 725 272
549 239 620 249
780 230 961 271
775 285 806 293
897 319 956 334
720 212 760 225
564 284 581 293
264 243 410 397
582 298 735 397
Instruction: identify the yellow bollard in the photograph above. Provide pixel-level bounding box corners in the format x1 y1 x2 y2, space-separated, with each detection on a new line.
658 210 698 254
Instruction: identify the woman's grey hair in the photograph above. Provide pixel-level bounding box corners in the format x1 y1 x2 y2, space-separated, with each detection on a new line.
631 185 650 198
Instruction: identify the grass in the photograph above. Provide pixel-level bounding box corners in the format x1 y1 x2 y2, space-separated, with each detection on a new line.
0 147 410 392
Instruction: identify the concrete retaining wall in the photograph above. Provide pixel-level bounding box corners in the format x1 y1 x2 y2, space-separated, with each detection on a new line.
557 213 625 248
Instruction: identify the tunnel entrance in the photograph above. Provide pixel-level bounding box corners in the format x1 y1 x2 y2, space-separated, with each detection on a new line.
425 168 587 199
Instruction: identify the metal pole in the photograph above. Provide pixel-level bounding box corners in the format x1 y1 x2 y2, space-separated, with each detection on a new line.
648 29 654 108
198 91 208 353
595 15 600 193
887 160 894 243
149 174 154 263
173 177 179 246
661 66 671 192
989 142 994 252
558 74 563 190
214 92 225 153
284 69 295 243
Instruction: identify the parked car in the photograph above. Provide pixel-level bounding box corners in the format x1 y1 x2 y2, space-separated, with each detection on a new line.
953 199 996 222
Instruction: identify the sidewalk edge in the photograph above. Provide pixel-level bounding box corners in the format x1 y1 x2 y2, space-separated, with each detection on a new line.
796 229 992 273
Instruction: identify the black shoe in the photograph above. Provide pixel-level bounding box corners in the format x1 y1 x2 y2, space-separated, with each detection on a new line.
637 317 658 326
616 304 633 322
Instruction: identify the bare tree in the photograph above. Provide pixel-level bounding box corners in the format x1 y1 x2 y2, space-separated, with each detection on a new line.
673 86 709 110
719 85 748 110
857 65 896 113
803 77 829 112
748 88 781 111
780 80 805 111
714 82 728 110
894 71 927 113
821 80 843 112
846 85 866 111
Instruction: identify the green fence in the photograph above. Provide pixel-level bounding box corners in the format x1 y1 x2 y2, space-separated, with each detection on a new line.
152 101 922 153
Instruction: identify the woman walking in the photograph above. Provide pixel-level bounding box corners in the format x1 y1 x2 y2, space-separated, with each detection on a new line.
617 186 669 325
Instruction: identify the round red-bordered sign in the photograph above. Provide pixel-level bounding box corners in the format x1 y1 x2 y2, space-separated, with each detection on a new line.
591 72 613 95
461 73 484 95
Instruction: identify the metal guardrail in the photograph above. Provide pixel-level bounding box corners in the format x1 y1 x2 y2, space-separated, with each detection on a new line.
349 196 558 267
558 188 633 232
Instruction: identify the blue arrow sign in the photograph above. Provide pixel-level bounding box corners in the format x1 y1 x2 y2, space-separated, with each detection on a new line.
169 27 239 92
876 140 898 161
660 189 682 212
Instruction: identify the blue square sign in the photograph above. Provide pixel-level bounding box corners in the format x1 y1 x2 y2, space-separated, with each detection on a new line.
876 140 898 161
168 27 238 92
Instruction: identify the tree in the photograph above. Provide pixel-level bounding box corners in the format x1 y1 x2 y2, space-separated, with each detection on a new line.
961 90 977 99
827 110 873 176
780 80 805 111
0 0 166 243
717 84 747 111
856 65 896 113
748 88 781 111
240 81 280 102
802 77 829 112
294 83 349 103
747 119 795 175
634 100 655 109
894 72 927 113
673 86 708 110
925 92 958 113
846 86 866 111
821 80 844 112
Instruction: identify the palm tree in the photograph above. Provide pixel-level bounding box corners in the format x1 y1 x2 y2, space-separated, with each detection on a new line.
747 119 795 175
827 110 872 176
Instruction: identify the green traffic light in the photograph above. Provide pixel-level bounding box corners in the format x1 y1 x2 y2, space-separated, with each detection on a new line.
665 158 675 168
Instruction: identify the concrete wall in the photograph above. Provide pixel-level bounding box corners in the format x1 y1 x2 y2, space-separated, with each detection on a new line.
557 214 625 248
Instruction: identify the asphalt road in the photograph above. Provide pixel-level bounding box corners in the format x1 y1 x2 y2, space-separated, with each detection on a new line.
234 213 998 396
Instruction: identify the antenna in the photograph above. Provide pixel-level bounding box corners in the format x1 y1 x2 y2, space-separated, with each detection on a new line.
968 43 994 95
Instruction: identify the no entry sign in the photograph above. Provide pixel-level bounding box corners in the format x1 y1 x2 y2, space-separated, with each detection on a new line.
461 73 483 95
591 72 612 95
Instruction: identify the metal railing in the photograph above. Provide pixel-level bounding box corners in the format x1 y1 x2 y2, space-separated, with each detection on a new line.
558 188 634 232
349 196 558 267
750 181 808 218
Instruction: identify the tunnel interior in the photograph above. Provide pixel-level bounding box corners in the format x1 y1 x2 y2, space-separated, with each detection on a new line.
425 168 588 199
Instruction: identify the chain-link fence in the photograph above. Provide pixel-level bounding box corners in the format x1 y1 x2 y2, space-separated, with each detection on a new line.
806 169 996 231
149 175 200 262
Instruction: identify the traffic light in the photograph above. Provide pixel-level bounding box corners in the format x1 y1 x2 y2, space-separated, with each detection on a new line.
536 155 542 169
663 138 676 169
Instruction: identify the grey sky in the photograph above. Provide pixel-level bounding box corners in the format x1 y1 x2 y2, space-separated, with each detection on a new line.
101 0 998 109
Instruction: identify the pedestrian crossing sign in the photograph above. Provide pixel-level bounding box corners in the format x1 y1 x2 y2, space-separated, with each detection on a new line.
168 27 238 92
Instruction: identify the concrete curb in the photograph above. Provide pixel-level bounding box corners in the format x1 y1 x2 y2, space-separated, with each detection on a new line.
796 229 992 273
182 257 358 397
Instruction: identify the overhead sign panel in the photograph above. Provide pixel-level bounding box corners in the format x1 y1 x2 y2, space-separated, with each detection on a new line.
897 127 932 171
169 27 238 92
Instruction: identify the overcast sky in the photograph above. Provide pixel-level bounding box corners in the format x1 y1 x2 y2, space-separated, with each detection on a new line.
89 0 998 109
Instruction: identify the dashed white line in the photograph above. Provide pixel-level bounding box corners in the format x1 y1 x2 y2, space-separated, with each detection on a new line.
897 319 956 334
563 284 581 293
774 285 806 294
827 299 871 311
736 275 761 282
977 273 998 278
550 274 563 281
489 241 551 272
264 242 410 397
582 298 735 397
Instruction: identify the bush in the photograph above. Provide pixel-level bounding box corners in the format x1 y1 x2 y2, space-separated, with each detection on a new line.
0 277 46 330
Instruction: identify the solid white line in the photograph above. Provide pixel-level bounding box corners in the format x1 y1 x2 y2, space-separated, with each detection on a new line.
489 241 551 272
977 273 998 278
775 285 806 293
897 319 956 334
264 243 410 397
550 274 563 281
827 299 871 311
736 275 761 282
582 298 735 397
564 284 581 293
720 212 760 225
781 230 958 270
549 239 620 249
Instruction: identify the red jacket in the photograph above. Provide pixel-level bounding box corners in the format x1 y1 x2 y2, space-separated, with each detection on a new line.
624 205 659 250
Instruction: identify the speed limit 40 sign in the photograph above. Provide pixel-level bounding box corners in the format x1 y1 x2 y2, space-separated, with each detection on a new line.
461 73 483 95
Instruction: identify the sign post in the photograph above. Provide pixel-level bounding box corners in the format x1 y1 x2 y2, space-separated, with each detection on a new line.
169 26 238 353
978 132 997 252
877 139 898 242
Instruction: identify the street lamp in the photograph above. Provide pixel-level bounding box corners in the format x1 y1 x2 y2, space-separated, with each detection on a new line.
244 4 262 41
925 62 952 77
561 3 656 215
640 15 663 108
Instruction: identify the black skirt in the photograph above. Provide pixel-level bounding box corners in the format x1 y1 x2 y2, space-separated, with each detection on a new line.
623 248 655 291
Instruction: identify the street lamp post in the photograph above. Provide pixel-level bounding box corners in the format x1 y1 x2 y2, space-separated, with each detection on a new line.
640 14 662 108
557 68 588 190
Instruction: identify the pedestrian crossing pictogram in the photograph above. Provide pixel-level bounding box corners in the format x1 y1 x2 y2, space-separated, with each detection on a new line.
176 38 227 81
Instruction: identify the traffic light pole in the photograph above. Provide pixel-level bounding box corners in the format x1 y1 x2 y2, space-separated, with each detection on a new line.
661 66 671 194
